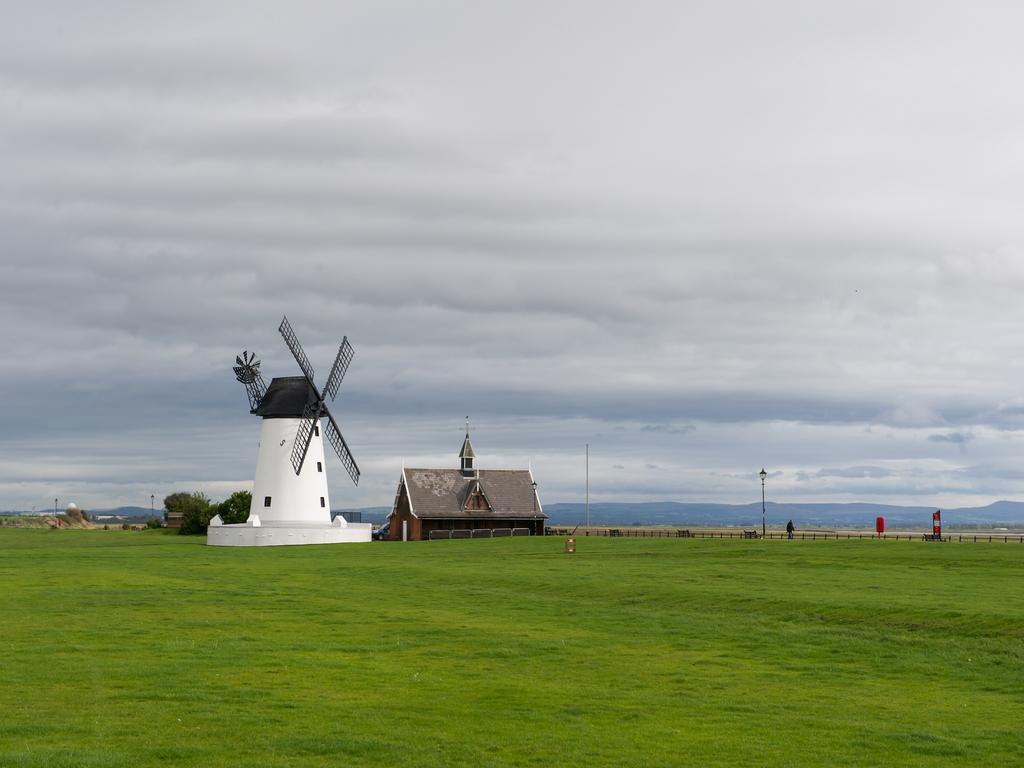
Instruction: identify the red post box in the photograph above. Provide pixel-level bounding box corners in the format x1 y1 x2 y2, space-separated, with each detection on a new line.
875 516 885 538
932 510 941 537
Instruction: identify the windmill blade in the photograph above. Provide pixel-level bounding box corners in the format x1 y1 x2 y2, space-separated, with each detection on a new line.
240 378 266 412
322 337 354 401
278 315 317 387
290 402 320 475
325 411 360 486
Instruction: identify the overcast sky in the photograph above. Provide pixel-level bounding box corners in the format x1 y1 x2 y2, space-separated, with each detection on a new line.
4 1 1024 511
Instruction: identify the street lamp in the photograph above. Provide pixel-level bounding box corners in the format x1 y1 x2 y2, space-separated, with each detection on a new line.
759 468 767 538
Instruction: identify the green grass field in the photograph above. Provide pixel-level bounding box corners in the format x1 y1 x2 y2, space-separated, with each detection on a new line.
1 530 1022 767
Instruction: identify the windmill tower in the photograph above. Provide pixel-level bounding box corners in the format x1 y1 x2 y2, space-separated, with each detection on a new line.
207 316 372 546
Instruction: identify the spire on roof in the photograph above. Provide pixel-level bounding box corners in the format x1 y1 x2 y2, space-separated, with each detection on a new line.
460 417 476 475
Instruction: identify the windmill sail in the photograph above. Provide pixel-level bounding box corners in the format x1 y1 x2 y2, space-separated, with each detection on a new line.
279 316 316 386
322 337 354 401
290 402 320 475
325 412 360 486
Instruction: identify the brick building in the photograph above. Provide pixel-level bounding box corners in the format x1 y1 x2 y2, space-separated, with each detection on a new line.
388 431 545 540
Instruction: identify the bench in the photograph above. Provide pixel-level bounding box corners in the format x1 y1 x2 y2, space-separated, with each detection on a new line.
743 530 760 539
676 530 692 538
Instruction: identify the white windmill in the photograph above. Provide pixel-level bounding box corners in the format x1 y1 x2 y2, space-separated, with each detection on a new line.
207 316 372 546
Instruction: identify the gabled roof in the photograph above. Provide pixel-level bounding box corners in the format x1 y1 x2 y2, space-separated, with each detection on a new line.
464 479 492 511
401 468 545 520
459 434 475 459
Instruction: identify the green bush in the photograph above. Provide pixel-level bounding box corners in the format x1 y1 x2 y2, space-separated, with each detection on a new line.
145 517 163 529
216 491 252 525
163 492 191 525
167 492 214 535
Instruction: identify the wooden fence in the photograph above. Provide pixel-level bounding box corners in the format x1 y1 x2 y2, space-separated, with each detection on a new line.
428 528 533 540
545 528 1024 543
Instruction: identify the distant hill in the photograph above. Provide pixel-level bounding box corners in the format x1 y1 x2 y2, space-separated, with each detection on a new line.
9 500 1022 529
90 506 156 519
540 500 1024 529
335 506 391 525
0 505 157 519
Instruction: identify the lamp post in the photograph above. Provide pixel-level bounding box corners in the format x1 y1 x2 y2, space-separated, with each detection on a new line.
759 468 767 539
151 494 155 517
531 480 538 533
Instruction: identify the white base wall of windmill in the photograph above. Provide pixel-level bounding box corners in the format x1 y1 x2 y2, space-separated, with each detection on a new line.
206 518 372 546
207 416 371 547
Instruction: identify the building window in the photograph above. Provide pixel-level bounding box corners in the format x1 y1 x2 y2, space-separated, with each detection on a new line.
317 461 323 473
314 425 320 437
264 496 272 507
320 497 326 508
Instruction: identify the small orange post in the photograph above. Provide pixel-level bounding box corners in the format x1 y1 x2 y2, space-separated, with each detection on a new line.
565 537 576 554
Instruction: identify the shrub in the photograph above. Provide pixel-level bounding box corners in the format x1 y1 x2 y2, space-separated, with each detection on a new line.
163 492 192 526
163 492 214 535
216 491 252 525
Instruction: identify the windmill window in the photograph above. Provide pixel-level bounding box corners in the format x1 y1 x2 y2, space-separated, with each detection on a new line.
320 497 326 508
317 461 323 473
264 496 272 507
314 425 320 437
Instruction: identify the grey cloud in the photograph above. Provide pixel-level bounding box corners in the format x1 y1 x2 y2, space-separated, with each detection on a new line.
952 463 1024 481
168 117 465 168
928 432 974 448
641 424 696 435
796 466 898 481
0 43 298 95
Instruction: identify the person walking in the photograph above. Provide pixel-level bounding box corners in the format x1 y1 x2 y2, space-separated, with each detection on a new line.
786 519 795 540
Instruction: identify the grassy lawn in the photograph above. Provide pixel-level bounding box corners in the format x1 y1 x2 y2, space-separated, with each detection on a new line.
1 530 1022 767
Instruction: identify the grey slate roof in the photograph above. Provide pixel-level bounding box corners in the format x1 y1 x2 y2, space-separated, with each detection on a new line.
403 468 545 519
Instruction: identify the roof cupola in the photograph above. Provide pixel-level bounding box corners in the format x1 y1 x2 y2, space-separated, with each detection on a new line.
459 417 476 476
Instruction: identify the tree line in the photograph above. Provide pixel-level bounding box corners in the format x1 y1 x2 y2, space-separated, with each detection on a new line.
163 491 251 535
